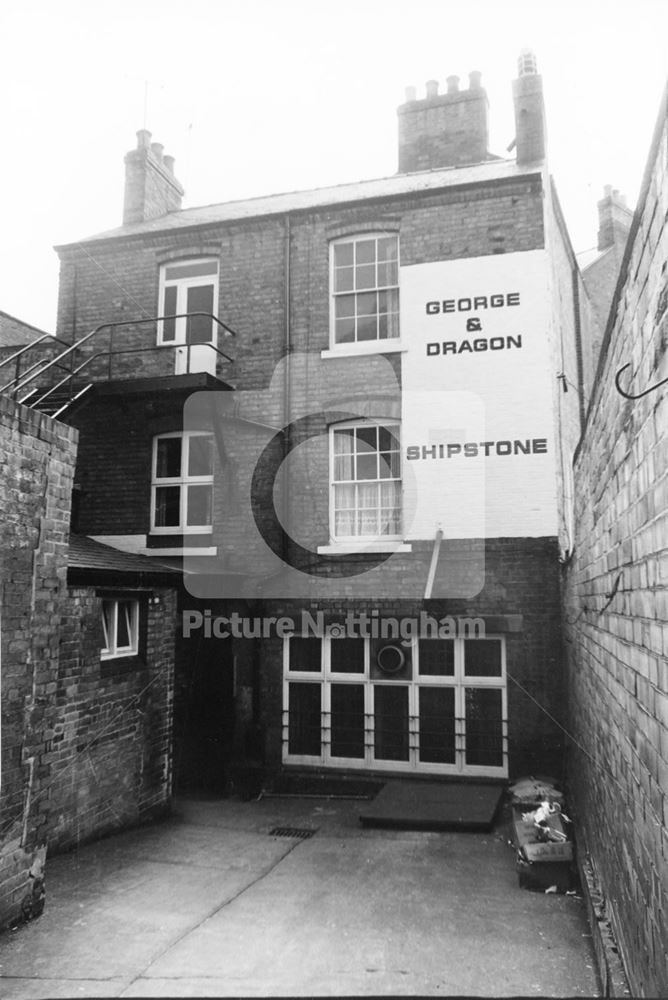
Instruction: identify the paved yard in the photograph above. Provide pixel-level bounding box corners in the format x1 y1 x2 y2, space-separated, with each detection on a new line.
0 795 600 997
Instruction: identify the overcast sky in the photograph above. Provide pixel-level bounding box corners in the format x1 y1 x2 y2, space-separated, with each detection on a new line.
1 0 666 332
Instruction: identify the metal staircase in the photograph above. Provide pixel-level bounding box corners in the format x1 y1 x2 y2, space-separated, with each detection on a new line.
0 314 236 420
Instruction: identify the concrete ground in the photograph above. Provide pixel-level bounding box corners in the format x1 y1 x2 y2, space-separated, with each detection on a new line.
0 794 600 998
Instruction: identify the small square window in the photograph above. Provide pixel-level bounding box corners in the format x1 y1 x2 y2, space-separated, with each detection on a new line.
101 599 139 659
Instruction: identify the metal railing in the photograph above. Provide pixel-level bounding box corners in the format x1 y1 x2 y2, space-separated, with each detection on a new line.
1 313 237 407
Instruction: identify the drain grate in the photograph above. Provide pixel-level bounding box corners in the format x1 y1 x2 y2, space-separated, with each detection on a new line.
269 826 317 840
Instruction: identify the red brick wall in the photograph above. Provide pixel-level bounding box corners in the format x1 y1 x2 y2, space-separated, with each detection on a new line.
563 87 668 998
47 585 176 851
0 396 77 928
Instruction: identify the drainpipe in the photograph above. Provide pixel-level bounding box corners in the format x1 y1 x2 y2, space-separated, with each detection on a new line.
282 213 292 568
571 265 586 430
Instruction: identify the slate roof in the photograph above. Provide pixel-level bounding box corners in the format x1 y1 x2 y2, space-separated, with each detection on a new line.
0 310 50 348
68 534 179 581
576 245 613 272
61 159 537 247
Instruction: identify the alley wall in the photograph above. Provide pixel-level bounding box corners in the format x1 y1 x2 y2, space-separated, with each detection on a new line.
563 85 668 998
0 396 77 927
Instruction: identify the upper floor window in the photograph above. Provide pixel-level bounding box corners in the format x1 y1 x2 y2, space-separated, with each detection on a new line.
158 259 219 346
331 421 401 539
330 235 399 347
101 598 139 659
151 432 214 534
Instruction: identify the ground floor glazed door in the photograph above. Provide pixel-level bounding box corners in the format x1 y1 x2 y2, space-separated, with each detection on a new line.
283 635 507 777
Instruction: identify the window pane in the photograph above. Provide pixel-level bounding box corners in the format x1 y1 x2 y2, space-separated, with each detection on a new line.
116 602 131 648
334 428 355 454
355 265 376 290
156 437 182 479
335 317 355 343
155 486 181 527
374 686 409 761
356 316 377 341
186 484 212 526
335 295 355 319
465 688 504 767
356 426 377 450
356 453 378 481
378 426 399 452
188 435 213 477
288 683 321 756
162 285 177 342
186 285 215 344
419 687 456 763
334 454 354 482
334 483 355 509
377 236 398 262
330 684 365 758
165 260 218 279
464 640 502 677
355 239 376 264
377 262 398 287
101 601 113 649
330 637 364 673
356 292 377 317
418 639 455 676
289 637 321 672
378 451 400 478
333 242 353 266
334 267 354 293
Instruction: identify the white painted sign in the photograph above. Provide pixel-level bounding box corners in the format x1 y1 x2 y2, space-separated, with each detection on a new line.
400 250 557 539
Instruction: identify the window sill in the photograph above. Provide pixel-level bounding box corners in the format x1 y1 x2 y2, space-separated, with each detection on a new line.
148 546 218 556
317 541 412 555
321 342 406 360
149 528 213 536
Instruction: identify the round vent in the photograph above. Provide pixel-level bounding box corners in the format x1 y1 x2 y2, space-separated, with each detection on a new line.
375 643 406 675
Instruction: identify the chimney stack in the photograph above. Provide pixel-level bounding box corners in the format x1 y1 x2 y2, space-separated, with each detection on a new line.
512 49 546 164
397 71 490 172
122 131 184 225
597 185 633 250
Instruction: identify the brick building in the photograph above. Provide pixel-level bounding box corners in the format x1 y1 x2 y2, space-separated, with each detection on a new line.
563 80 668 998
5 52 597 796
0 390 178 928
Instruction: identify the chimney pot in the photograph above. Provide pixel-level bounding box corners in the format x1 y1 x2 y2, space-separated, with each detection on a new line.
597 185 633 250
405 85 417 102
123 132 184 225
517 48 538 77
512 52 545 163
426 79 439 99
446 75 459 94
468 71 482 90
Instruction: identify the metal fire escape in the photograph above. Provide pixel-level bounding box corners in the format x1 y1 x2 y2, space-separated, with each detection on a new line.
0 314 236 420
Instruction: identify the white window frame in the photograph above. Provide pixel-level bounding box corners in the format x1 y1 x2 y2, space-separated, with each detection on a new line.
157 258 219 346
282 634 508 778
101 598 139 660
329 420 402 544
150 431 214 535
328 234 400 353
